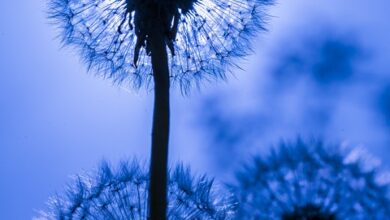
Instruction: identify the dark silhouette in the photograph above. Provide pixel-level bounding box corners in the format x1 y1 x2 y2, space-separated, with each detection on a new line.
48 0 273 218
147 5 172 218
282 204 336 220
38 159 236 219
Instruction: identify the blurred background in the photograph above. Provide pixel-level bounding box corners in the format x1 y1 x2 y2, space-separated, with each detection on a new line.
1 0 390 219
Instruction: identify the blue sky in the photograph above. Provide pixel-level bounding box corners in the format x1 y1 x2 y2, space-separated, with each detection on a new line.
1 0 390 219
193 0 390 178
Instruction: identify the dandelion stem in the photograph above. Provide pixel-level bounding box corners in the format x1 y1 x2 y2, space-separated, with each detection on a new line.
149 16 170 220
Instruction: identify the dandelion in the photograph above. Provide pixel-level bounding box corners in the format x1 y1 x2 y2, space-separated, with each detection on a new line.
37 159 236 220
48 0 272 218
232 140 390 219
271 33 362 87
48 0 272 89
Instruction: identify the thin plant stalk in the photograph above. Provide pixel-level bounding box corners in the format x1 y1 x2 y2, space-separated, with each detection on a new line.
149 14 171 220
47 0 274 218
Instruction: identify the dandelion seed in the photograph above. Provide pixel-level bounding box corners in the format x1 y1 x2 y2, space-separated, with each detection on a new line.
37 159 236 220
47 0 272 218
232 140 390 219
48 0 273 91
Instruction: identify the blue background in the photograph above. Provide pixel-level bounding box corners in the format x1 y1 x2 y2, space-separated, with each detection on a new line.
1 0 390 219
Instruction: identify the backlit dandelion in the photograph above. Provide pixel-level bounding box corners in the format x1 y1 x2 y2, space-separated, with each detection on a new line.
48 0 272 218
48 0 272 90
38 159 236 220
232 140 390 219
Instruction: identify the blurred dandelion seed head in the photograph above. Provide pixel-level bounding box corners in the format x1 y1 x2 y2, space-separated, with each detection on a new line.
232 140 390 220
37 159 236 219
48 0 273 92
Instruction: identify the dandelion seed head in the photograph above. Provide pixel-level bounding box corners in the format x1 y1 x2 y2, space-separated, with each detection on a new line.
48 0 273 92
38 159 236 219
271 33 363 88
232 140 390 220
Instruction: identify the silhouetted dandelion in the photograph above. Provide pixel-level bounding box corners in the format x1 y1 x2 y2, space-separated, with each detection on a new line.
232 140 390 219
37 159 236 220
48 0 273 218
48 0 273 90
48 0 272 218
